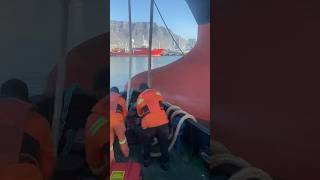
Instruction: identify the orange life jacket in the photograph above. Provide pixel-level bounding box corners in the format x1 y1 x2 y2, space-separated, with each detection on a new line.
110 92 128 160
136 89 168 129
110 92 127 128
0 98 33 165
0 98 42 180
85 95 109 172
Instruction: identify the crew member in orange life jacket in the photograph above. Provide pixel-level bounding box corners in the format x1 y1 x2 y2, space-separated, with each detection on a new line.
136 83 170 171
110 87 129 163
85 86 129 178
84 68 109 177
0 79 55 180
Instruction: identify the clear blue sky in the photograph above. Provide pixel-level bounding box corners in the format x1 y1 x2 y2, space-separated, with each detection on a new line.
110 0 198 39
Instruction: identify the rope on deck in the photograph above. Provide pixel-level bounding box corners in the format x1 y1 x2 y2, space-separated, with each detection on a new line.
150 102 197 157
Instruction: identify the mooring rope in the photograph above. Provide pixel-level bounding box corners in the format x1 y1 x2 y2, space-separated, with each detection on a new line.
154 0 185 55
150 103 197 157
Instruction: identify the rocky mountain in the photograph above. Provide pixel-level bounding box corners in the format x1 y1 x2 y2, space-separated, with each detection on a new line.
110 20 191 50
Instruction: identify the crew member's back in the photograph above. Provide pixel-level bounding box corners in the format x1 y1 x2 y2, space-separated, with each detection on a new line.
0 79 55 180
136 83 170 170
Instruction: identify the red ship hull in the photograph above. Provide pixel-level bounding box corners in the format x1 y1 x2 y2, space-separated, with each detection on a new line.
132 48 164 56
110 48 164 56
214 1 320 179
126 25 210 126
110 48 127 56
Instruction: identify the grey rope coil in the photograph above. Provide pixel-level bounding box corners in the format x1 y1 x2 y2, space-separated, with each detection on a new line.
165 103 181 139
150 103 197 157
166 105 181 116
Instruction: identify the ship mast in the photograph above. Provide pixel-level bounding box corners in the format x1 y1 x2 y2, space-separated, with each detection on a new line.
52 0 70 155
147 0 154 87
126 0 133 108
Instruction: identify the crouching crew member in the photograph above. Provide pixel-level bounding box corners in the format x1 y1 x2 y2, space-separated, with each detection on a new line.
136 83 170 171
110 87 129 163
85 94 108 177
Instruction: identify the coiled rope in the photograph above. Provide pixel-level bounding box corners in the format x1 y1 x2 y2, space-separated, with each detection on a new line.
150 102 197 157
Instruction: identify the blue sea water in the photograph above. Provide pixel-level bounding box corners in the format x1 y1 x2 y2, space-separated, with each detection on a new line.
110 56 181 91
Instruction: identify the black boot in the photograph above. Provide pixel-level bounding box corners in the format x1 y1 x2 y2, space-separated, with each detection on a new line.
160 161 169 171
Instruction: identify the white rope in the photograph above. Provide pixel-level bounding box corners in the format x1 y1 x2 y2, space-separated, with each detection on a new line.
154 0 184 55
167 109 186 139
170 109 187 121
169 109 196 140
164 103 181 139
150 105 197 157
165 105 181 116
168 113 196 151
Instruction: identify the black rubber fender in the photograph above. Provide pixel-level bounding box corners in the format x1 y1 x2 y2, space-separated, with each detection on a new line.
210 154 251 178
229 167 273 180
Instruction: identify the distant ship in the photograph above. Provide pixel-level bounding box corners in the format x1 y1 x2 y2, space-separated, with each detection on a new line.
110 47 164 57
111 35 164 57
